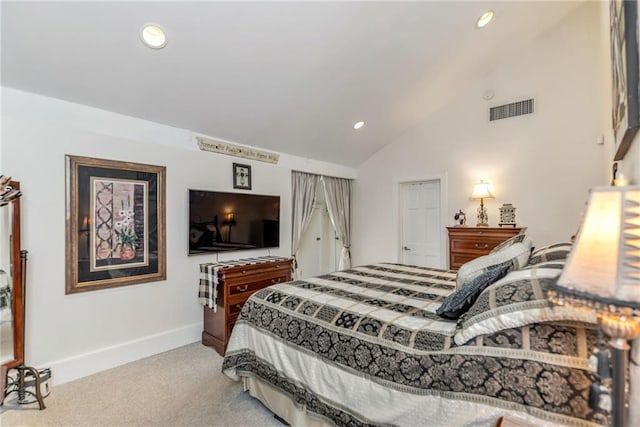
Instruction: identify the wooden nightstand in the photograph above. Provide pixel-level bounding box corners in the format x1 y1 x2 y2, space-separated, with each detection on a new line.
200 257 293 356
446 227 525 270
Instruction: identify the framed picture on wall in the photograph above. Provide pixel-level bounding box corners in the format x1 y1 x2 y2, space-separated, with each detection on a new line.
610 0 640 160
65 155 166 294
233 163 252 190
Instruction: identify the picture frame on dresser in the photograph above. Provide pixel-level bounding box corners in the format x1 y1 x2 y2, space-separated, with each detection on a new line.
610 0 640 160
65 155 166 294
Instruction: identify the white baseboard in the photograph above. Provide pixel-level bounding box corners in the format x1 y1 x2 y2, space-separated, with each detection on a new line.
42 322 201 385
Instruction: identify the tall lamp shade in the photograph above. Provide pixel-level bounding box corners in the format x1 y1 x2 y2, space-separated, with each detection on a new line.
554 186 640 314
471 181 494 200
549 186 640 427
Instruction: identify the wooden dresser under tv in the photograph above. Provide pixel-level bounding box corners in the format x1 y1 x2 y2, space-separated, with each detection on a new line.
201 257 293 356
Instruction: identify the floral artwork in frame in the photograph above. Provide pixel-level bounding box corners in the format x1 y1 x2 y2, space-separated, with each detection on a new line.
65 155 166 294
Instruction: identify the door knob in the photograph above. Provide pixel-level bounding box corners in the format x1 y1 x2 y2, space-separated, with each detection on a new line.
403 246 411 251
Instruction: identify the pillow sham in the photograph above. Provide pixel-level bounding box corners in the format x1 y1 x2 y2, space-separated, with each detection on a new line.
489 233 528 254
456 239 532 289
436 261 511 320
528 242 572 265
453 265 597 345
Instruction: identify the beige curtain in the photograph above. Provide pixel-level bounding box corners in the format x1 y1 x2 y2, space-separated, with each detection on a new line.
291 172 319 278
322 176 352 270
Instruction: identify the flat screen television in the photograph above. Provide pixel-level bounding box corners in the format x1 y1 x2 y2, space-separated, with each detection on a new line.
188 190 280 254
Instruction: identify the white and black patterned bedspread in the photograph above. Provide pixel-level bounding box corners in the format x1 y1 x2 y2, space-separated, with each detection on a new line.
223 263 604 427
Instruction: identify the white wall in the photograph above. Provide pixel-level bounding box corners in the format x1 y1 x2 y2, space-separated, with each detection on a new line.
0 87 356 384
352 2 608 266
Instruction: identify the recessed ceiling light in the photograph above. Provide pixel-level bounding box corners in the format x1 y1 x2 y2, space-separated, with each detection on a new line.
140 23 167 49
476 10 494 28
353 121 365 130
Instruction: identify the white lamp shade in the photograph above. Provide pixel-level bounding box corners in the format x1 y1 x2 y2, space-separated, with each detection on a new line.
557 186 640 307
470 181 494 200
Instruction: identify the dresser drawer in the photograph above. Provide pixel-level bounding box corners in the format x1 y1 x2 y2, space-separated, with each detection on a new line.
221 263 290 282
228 298 246 315
450 238 501 252
446 227 525 270
228 274 288 295
450 253 478 270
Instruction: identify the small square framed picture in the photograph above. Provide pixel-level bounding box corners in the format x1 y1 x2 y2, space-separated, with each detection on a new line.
233 163 252 190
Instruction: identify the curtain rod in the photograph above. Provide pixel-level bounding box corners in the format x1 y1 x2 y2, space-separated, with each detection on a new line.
291 170 354 181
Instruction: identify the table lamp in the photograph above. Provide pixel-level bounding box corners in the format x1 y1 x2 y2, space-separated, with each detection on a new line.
548 186 640 427
470 180 494 226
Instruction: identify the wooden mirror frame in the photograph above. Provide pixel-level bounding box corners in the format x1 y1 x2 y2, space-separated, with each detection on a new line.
3 180 24 370
0 181 41 410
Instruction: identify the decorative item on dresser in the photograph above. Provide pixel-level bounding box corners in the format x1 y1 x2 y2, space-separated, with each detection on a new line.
446 226 525 270
498 203 517 227
199 257 293 356
470 180 494 226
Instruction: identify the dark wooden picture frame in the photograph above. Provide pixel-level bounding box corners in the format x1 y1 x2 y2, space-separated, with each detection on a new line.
233 163 252 190
611 0 640 160
65 155 166 294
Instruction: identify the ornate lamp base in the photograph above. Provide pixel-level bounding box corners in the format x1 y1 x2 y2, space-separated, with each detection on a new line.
476 200 489 227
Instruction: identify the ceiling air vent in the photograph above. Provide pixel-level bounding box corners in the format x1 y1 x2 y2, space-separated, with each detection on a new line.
489 98 534 121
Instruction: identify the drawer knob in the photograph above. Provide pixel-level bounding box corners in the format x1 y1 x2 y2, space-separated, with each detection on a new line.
235 304 243 310
275 264 280 268
271 278 281 284
236 285 249 292
242 270 247 274
474 243 489 249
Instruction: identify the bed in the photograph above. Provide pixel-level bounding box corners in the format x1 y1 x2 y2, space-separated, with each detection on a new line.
222 242 607 427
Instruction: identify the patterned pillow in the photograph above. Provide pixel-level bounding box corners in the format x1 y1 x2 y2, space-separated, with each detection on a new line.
436 261 510 320
456 239 532 289
528 242 572 265
453 265 597 345
489 233 528 254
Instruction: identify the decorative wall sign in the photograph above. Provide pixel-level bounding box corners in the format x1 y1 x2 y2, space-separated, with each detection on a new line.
196 136 280 164
610 0 640 160
233 163 252 190
65 155 166 294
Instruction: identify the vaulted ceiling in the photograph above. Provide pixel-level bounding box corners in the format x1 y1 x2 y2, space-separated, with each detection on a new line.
1 1 583 167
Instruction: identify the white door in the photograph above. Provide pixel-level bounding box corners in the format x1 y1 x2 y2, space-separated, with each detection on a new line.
297 202 324 279
400 181 442 268
296 188 341 278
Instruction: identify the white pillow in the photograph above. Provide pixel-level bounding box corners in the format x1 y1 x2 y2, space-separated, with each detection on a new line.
456 239 532 289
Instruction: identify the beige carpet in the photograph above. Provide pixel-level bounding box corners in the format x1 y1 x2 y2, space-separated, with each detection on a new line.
0 343 282 426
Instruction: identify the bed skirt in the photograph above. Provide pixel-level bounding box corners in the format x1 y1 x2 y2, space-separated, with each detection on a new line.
239 374 586 427
242 375 331 427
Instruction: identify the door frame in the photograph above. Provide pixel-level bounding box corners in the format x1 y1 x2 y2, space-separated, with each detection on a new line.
393 174 448 268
